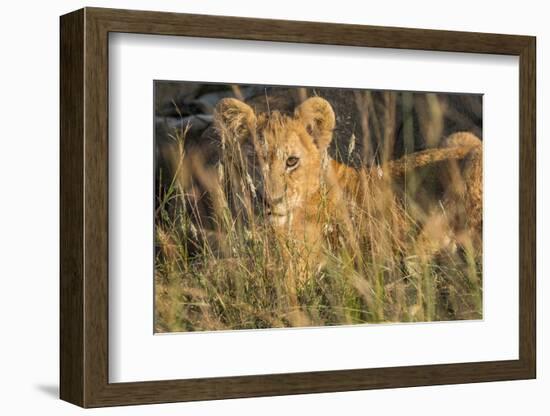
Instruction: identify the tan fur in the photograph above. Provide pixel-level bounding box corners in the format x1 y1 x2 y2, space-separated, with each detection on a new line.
215 97 482 275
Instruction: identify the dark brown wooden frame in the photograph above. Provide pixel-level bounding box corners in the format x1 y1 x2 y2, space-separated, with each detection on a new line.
60 7 536 408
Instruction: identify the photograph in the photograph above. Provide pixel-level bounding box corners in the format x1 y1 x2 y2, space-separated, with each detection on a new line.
53 5 538 409
154 82 483 333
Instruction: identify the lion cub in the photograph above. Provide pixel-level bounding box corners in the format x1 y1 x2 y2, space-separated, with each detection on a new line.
215 96 482 278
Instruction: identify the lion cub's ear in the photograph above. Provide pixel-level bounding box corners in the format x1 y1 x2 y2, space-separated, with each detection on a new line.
295 97 336 150
214 98 256 143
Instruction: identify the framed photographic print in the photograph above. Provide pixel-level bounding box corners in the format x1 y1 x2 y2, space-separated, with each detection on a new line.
60 7 536 408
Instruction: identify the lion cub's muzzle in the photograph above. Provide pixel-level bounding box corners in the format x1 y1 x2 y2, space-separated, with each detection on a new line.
265 195 290 226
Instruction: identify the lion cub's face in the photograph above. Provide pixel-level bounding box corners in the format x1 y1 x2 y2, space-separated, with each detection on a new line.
254 115 324 226
215 97 336 228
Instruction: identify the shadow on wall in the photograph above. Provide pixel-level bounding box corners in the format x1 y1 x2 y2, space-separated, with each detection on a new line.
34 384 58 399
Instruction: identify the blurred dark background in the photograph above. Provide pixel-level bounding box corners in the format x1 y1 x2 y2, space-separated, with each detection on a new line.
155 81 482 169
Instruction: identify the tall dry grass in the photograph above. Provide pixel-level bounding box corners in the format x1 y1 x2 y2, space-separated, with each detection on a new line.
154 89 482 333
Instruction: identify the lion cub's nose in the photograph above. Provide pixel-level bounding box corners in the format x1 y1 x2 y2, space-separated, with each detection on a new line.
265 195 285 216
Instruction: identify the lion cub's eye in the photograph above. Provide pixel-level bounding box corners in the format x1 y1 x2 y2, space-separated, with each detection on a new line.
286 156 300 169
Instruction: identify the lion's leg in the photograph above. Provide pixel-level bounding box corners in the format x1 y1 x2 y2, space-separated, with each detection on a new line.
403 132 482 276
440 133 483 249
